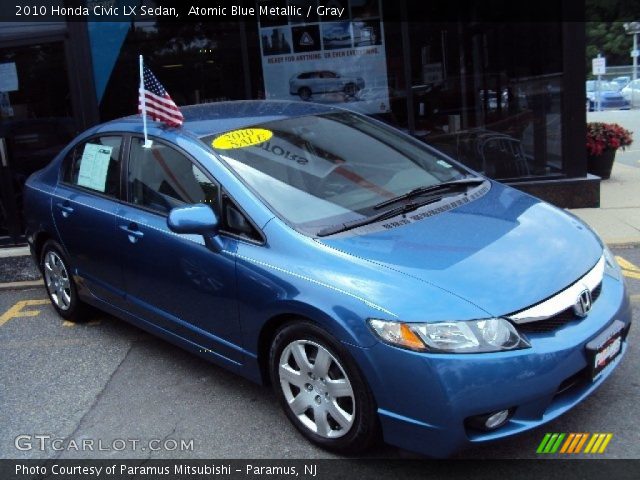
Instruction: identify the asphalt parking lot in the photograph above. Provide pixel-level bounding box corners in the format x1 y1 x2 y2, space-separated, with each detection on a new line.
1 246 639 460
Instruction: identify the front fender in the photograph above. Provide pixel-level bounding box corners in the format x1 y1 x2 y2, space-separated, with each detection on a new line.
235 249 384 353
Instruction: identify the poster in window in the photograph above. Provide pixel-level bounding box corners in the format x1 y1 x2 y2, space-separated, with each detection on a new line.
77 143 112 192
257 0 390 114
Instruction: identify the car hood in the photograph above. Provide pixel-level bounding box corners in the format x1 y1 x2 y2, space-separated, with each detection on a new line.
316 182 603 317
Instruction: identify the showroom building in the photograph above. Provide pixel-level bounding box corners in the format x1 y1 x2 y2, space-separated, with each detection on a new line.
0 0 589 246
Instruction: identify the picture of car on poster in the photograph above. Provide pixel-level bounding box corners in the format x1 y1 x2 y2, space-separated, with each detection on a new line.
289 71 365 101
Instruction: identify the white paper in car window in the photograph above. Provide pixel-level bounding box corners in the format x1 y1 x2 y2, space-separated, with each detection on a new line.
77 143 113 192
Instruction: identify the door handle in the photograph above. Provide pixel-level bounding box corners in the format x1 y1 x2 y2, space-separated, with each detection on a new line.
119 223 144 243
56 202 74 218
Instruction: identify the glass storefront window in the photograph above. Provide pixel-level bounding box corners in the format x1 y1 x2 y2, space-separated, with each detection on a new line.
96 21 258 120
89 2 568 184
0 42 75 243
403 19 564 180
90 3 567 184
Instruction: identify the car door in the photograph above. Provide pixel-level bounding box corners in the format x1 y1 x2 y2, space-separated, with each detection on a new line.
322 71 339 92
52 134 126 308
316 72 331 93
116 136 242 363
310 72 323 94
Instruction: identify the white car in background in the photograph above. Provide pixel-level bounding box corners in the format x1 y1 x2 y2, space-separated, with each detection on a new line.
611 76 630 90
289 71 365 101
621 79 640 107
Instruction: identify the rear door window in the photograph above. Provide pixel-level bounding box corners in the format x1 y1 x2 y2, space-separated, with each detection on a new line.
62 136 122 197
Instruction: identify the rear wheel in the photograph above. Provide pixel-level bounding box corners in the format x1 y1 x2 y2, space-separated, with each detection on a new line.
41 240 89 322
269 321 378 453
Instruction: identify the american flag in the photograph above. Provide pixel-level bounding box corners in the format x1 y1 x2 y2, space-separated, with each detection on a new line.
138 65 184 127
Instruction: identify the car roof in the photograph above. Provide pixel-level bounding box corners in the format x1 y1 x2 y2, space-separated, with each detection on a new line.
103 100 340 137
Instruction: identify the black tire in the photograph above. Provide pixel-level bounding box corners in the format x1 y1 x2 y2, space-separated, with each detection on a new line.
298 87 312 101
269 321 378 454
344 83 358 97
40 240 89 322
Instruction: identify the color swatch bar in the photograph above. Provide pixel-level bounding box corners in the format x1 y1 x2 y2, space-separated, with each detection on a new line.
537 433 613 454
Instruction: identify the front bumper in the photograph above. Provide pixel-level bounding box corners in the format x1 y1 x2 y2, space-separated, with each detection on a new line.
347 274 632 458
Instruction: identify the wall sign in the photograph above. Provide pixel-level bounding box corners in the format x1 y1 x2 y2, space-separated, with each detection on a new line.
257 0 390 114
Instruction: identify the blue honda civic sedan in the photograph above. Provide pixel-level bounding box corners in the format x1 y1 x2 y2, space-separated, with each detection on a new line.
23 101 631 457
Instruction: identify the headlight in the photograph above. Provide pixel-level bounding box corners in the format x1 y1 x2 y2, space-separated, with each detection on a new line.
603 246 622 281
368 318 530 353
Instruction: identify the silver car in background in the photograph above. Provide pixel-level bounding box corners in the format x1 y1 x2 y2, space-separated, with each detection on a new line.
289 71 365 101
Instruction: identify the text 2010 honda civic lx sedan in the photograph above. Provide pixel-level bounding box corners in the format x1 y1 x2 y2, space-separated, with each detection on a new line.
24 101 631 457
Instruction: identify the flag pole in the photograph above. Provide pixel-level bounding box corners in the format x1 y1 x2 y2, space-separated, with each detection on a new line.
139 55 152 148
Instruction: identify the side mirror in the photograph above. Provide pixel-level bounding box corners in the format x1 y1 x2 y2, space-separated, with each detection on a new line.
167 203 219 235
167 204 225 252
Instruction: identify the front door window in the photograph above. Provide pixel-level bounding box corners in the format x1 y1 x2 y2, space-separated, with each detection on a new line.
127 137 219 215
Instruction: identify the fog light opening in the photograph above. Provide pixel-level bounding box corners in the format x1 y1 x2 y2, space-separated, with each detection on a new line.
466 408 514 431
485 410 509 429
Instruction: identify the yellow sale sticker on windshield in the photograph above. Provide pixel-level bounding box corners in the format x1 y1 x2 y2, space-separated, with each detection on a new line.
212 128 273 149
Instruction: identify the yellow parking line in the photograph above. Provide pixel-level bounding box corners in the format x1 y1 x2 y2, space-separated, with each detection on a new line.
63 319 102 328
0 299 49 327
616 256 640 280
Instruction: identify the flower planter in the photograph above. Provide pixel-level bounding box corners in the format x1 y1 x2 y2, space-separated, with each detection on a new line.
587 148 616 180
586 122 632 180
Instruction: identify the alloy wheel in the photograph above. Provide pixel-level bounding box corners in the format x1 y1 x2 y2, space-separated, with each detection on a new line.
278 340 355 439
43 250 71 311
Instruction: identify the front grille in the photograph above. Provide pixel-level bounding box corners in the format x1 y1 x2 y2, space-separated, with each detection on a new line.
517 283 602 334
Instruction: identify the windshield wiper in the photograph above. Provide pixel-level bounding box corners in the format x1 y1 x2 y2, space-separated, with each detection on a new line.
317 197 443 237
373 177 485 210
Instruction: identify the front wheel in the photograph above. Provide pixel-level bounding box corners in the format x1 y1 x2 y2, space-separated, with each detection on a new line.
269 321 378 453
298 87 312 101
344 83 358 97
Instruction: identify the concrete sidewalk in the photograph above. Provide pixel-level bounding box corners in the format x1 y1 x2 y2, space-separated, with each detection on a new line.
570 161 640 245
569 109 640 245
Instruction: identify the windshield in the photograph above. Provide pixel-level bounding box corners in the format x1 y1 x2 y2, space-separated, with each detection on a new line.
202 111 467 235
